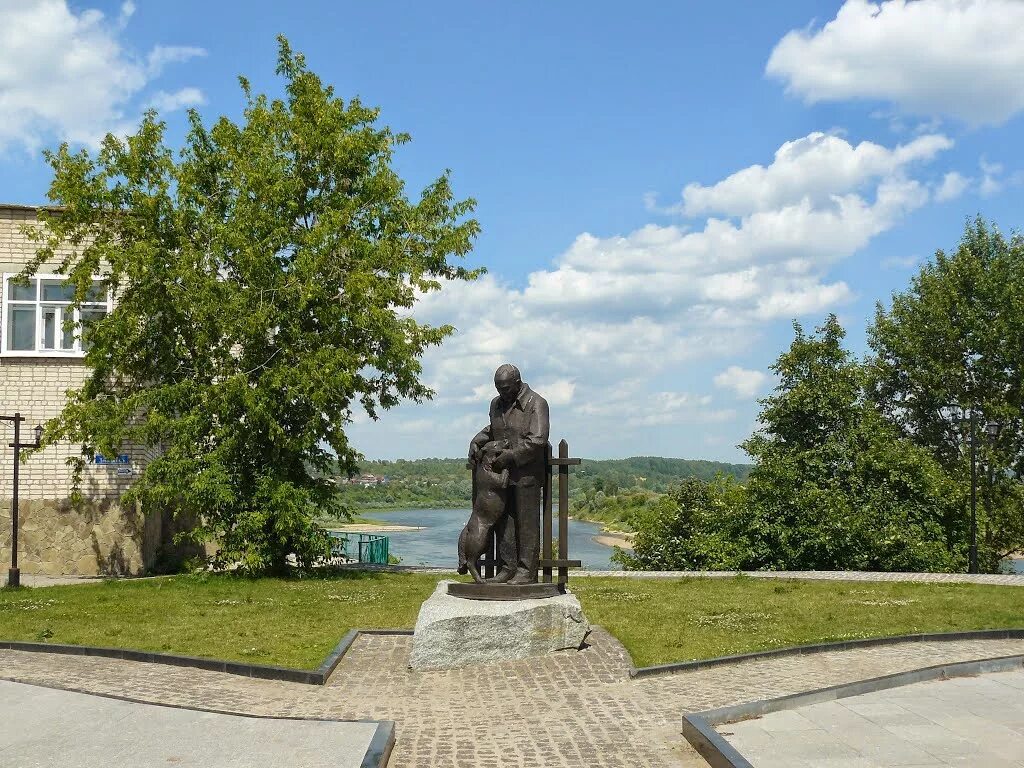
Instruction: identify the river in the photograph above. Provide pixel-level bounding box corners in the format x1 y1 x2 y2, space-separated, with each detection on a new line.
333 511 1024 575
341 508 620 570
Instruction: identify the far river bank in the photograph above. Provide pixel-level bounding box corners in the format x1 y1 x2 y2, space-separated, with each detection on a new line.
328 508 627 569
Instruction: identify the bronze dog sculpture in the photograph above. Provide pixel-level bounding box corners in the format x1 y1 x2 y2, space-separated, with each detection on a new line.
457 440 510 583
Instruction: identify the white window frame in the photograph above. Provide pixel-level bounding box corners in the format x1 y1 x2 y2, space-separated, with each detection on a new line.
1 273 112 358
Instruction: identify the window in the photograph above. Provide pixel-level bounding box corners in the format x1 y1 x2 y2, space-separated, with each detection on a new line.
1 274 110 356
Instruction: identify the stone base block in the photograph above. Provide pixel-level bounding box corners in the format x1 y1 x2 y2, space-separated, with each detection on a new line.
410 580 591 671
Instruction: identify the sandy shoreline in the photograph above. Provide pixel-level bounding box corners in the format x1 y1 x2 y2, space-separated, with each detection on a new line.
593 531 635 549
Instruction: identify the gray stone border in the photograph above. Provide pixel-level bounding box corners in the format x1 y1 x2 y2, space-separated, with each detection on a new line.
680 653 1024 768
630 627 1024 678
361 721 396 768
0 676 395 768
0 628 414 686
9 625 1024 686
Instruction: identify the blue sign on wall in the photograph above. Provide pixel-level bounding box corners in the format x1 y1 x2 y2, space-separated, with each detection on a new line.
94 454 130 465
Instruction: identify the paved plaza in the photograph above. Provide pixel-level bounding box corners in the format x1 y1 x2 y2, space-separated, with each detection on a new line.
2 630 1024 766
0 679 382 767
723 668 1024 767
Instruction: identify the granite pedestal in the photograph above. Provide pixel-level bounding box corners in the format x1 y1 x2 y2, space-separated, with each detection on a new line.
410 580 590 671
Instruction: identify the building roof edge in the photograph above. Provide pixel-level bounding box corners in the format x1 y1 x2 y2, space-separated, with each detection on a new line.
0 203 64 213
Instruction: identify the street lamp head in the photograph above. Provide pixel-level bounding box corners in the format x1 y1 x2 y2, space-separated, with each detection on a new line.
33 424 43 447
985 420 1002 441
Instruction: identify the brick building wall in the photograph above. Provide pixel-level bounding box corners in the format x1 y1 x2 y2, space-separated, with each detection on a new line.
0 204 168 576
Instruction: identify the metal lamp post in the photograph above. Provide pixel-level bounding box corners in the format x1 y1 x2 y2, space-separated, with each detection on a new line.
968 410 978 574
2 414 43 588
983 420 1003 572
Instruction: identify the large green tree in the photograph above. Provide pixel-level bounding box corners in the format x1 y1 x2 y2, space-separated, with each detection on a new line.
23 38 481 573
868 217 1024 566
618 317 966 573
741 316 965 572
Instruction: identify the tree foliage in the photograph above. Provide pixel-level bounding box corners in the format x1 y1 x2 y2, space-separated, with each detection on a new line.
868 217 1024 564
612 476 750 571
23 38 481 573
621 317 967 572
741 316 965 572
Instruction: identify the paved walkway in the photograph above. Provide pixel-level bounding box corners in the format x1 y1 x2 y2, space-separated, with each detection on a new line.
337 565 1024 587
577 569 1024 586
3 632 1024 767
11 568 1024 588
723 668 1024 767
0 679 380 767
12 573 110 587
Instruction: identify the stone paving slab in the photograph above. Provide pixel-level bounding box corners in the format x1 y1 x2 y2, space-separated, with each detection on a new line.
4 630 1024 766
0 678 380 768
721 669 1024 767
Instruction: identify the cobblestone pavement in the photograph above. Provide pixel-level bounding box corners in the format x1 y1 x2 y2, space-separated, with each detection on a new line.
3 632 1024 767
723 669 1024 767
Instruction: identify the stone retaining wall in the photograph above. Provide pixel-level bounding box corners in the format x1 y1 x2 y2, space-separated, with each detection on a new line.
0 497 164 576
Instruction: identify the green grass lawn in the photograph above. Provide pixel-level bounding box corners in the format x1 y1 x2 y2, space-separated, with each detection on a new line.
573 576 1024 666
1 573 1022 670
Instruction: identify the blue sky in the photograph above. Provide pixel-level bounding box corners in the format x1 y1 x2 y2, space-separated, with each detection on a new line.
2 1 1023 462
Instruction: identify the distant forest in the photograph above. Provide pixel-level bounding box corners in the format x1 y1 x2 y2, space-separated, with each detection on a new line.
334 455 752 511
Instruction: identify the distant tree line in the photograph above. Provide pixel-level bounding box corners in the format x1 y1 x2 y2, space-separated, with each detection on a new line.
334 456 751 510
618 217 1024 574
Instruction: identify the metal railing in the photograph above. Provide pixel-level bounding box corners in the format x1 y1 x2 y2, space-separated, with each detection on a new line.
329 532 389 564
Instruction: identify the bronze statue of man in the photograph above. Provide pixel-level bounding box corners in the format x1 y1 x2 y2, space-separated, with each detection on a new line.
468 364 550 585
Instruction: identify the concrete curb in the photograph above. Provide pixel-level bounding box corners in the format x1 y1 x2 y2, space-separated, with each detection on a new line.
629 627 1024 678
362 721 396 768
0 628 415 687
680 653 1024 768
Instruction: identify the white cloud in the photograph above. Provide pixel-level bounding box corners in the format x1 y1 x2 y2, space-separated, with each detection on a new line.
624 395 734 429
0 0 205 151
535 379 576 407
574 383 732 428
680 132 950 218
147 87 205 113
935 171 969 202
347 129 950 459
714 366 769 398
146 45 207 75
766 0 1024 126
979 157 1004 197
880 254 919 270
